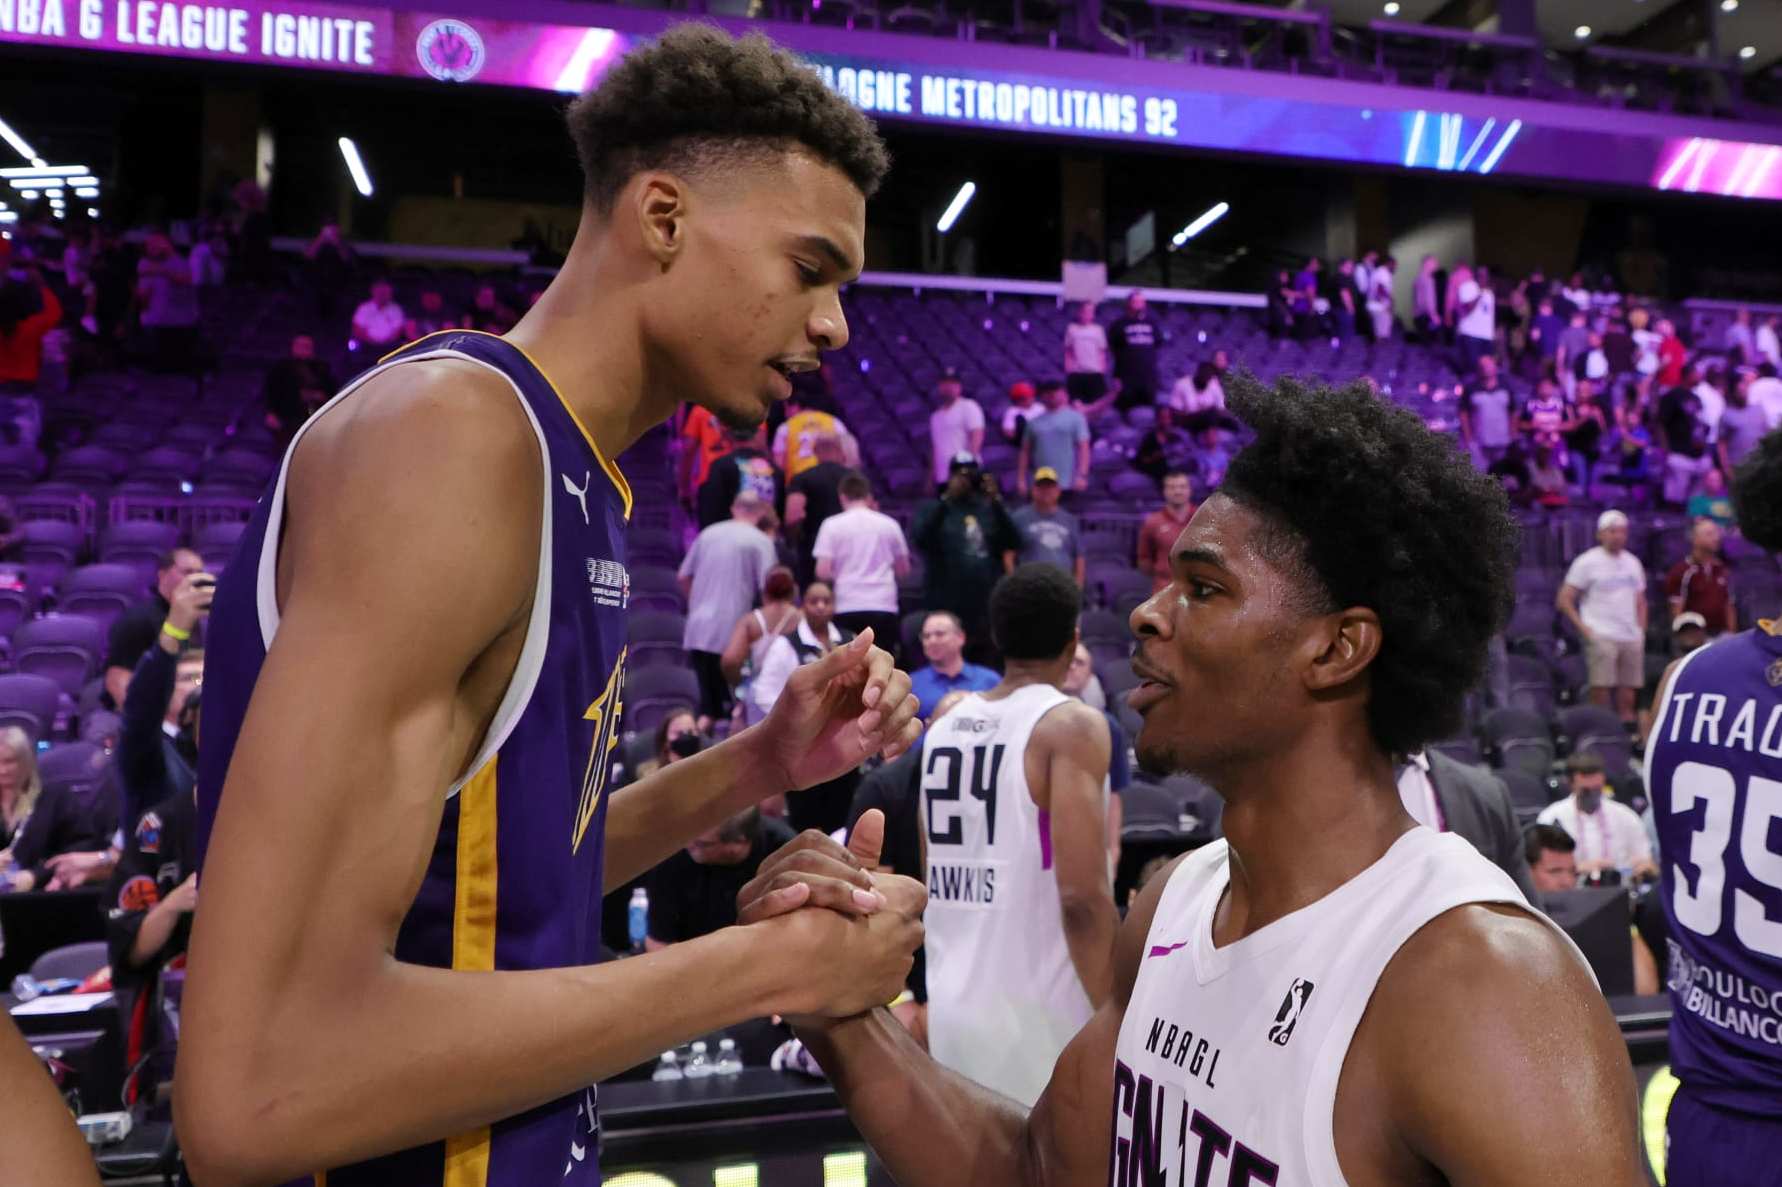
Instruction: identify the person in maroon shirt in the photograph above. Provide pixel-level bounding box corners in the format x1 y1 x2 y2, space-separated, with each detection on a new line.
1664 518 1737 635
1136 470 1195 592
1655 318 1688 390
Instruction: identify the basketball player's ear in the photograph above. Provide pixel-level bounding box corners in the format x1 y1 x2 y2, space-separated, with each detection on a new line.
634 173 689 270
1302 606 1382 693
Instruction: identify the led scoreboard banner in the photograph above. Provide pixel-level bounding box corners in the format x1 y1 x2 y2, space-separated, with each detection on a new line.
1 0 1779 199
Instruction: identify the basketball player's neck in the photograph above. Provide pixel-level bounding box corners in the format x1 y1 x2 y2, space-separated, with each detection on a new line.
983 657 1071 701
507 219 679 462
1209 722 1414 946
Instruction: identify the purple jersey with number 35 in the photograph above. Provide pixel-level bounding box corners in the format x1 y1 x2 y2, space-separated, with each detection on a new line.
1647 624 1782 1117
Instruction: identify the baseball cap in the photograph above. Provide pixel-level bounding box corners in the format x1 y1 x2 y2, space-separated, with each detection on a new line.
948 451 980 473
1033 467 1060 485
940 366 963 383
1597 510 1628 532
1672 611 1707 633
1008 381 1035 400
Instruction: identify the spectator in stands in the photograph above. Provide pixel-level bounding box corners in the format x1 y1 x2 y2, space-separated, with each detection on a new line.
773 390 857 483
1655 318 1687 390
1558 510 1648 728
1757 312 1781 369
1016 380 1089 501
1001 381 1040 444
0 726 114 893
302 220 354 318
927 368 985 491
720 569 801 726
0 260 63 393
262 333 339 449
1527 298 1563 375
137 231 202 373
1536 752 1657 882
1108 291 1159 411
1686 467 1736 531
1719 371 1770 472
403 290 459 340
1133 406 1193 485
784 431 851 588
624 707 701 787
1166 362 1236 434
1008 467 1084 588
1412 254 1441 341
678 403 730 509
1557 310 1591 398
678 490 777 725
1331 258 1357 339
349 279 406 354
1063 303 1109 410
1137 470 1195 594
1291 258 1321 335
117 588 205 835
1519 375 1573 457
1355 250 1377 310
1454 264 1496 373
1396 750 1536 901
1658 378 1712 506
1266 269 1296 339
644 807 795 949
908 611 998 719
814 471 908 657
696 422 780 528
1460 354 1514 467
1725 307 1756 365
105 779 197 1065
1750 362 1782 430
105 552 207 710
1666 518 1737 637
1601 310 1636 383
466 283 517 334
190 219 230 294
1692 364 1726 444
1062 641 1106 710
1367 256 1397 341
1522 822 1660 993
748 580 859 834
1528 447 1569 507
911 455 1018 664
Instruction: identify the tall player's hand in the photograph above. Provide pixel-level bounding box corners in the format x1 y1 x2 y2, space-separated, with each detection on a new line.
756 629 921 792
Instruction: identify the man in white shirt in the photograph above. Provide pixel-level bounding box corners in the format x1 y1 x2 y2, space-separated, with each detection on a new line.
1454 266 1496 374
1748 362 1782 430
350 279 406 353
928 368 985 489
1757 313 1782 369
1062 302 1109 409
1536 752 1657 881
815 471 911 661
1724 307 1755 365
1557 509 1648 727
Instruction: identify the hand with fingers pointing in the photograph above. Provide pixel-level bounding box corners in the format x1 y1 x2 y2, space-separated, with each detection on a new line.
749 627 923 794
737 809 927 1025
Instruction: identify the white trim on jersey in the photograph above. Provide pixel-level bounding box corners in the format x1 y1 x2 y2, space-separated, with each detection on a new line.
1647 638 1715 750
253 348 555 799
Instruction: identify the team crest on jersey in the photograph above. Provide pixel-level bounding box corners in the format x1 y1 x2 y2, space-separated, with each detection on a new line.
1767 657 1782 688
135 811 162 855
1268 977 1315 1046
586 559 630 610
117 875 159 912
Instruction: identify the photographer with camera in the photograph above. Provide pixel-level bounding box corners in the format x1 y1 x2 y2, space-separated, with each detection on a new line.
115 567 210 835
910 452 1019 669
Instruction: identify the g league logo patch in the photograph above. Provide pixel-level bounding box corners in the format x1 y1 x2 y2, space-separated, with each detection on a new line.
1268 978 1315 1046
416 19 486 83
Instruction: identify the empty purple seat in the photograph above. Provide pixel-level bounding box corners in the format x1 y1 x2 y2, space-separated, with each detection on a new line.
99 521 180 570
12 614 106 696
59 590 134 636
37 741 110 800
0 586 34 640
18 520 83 567
52 445 130 485
65 563 150 597
194 520 247 569
203 450 275 487
0 673 62 742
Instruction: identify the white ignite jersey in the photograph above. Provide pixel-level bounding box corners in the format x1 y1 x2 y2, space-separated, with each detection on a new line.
1110 827 1584 1186
922 683 1103 1107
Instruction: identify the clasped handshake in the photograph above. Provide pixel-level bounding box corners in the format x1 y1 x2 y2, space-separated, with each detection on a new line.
734 628 928 1026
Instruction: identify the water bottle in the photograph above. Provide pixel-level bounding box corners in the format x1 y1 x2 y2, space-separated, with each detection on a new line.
627 887 649 953
683 1040 713 1079
715 1038 743 1076
11 973 41 1003
650 1051 683 1082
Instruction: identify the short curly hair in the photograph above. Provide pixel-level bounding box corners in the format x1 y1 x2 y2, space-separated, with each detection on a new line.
990 564 1081 661
566 24 890 212
1732 428 1782 555
1221 374 1518 756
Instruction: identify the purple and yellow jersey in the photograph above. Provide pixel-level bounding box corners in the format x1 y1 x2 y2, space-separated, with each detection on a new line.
1648 620 1782 1118
196 330 633 1184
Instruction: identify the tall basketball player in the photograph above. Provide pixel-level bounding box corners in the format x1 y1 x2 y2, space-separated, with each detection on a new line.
176 27 924 1186
744 376 1649 1184
1647 427 1782 1186
922 563 1116 1106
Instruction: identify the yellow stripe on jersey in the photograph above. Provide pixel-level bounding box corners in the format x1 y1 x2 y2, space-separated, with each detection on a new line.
499 335 634 521
443 760 499 1187
573 649 627 855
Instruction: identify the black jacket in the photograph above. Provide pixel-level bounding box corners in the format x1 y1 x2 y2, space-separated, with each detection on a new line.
118 644 196 836
1426 751 1539 903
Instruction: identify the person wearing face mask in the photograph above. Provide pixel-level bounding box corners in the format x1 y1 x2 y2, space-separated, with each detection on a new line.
1534 752 1657 883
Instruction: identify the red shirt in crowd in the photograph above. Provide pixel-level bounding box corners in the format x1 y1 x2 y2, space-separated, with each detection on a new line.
1657 334 1688 389
1138 503 1195 592
1665 554 1736 635
0 283 62 384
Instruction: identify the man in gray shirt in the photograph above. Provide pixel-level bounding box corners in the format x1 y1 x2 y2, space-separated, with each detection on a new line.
1461 355 1514 466
677 489 776 723
1016 380 1091 504
1007 468 1084 588
1720 369 1770 473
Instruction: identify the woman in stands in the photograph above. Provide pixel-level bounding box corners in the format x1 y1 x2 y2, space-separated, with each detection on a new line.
0 727 113 893
720 564 804 728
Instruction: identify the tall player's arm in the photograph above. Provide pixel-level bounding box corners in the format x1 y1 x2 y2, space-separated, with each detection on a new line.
177 364 919 1186
1030 699 1118 1006
790 843 1186 1187
1343 902 1646 1185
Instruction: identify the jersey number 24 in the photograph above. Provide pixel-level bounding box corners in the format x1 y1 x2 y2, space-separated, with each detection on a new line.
925 744 1007 848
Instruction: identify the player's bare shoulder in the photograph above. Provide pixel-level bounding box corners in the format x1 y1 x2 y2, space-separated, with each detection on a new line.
1032 697 1114 758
